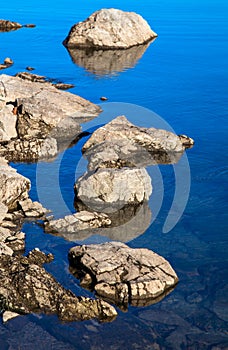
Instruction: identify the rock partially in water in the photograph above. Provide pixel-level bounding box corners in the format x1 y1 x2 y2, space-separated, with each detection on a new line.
66 42 153 76
75 167 152 212
69 242 178 308
45 210 111 236
45 201 152 243
0 57 14 70
83 115 194 154
0 74 101 161
0 249 117 322
0 156 30 211
63 8 157 49
84 139 185 172
0 20 22 32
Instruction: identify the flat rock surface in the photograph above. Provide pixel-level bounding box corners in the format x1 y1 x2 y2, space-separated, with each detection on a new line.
63 8 157 49
69 242 178 308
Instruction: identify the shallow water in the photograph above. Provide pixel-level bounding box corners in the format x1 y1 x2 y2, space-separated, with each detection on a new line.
1 0 228 349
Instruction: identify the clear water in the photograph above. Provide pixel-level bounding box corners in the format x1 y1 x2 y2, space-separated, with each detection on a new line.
1 0 228 349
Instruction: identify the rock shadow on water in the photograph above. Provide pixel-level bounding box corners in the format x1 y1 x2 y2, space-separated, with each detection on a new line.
65 40 155 77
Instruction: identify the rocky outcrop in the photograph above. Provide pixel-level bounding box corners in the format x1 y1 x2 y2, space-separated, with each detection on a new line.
75 167 152 212
69 242 178 308
83 115 194 154
66 42 153 76
0 74 101 161
0 57 14 70
63 9 157 49
0 249 117 322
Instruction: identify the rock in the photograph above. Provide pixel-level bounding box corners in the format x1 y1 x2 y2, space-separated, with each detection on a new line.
0 19 22 32
66 43 152 76
74 167 152 212
0 157 30 210
0 202 8 223
83 115 194 153
100 96 108 101
69 242 178 308
0 74 101 161
0 105 18 142
0 249 117 322
24 24 36 28
45 210 111 236
63 9 157 49
15 72 75 90
26 66 35 71
2 310 20 323
0 57 14 70
47 201 151 243
18 198 49 217
84 139 184 172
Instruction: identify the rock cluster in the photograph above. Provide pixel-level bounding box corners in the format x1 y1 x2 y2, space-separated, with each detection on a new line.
69 242 178 308
0 74 101 161
63 9 157 49
0 248 117 322
0 19 22 31
0 156 117 322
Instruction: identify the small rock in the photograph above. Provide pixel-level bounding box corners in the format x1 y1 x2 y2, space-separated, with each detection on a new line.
2 311 20 323
26 66 35 71
24 24 36 28
100 96 108 101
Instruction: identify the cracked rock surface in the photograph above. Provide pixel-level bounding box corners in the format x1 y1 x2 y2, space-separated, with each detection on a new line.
69 242 178 308
63 9 157 49
0 249 117 322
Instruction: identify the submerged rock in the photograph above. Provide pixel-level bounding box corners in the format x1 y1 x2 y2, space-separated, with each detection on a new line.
0 249 117 322
75 167 152 212
63 8 157 49
69 242 178 308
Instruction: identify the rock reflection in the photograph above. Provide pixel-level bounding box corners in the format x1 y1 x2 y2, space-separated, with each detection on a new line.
65 40 155 77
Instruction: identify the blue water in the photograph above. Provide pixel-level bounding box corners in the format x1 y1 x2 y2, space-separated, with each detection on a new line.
1 0 228 349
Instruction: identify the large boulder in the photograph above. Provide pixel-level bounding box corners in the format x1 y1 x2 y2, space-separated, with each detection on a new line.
69 242 178 308
0 249 117 322
83 116 194 154
74 167 152 212
63 9 157 49
0 19 22 32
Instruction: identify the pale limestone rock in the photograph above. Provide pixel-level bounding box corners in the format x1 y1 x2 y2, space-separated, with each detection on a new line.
45 210 111 235
63 9 157 49
83 116 193 154
69 242 178 308
2 311 20 323
75 167 152 212
0 157 30 210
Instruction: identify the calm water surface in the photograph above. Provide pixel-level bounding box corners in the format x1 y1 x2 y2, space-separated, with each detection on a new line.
1 0 228 349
